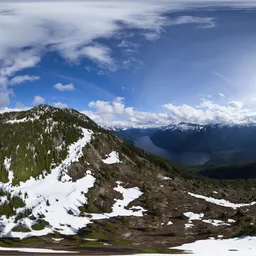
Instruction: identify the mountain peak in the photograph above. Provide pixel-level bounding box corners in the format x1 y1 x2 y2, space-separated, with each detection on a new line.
163 122 205 132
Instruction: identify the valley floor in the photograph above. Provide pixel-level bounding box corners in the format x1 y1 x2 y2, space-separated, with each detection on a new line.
0 236 256 255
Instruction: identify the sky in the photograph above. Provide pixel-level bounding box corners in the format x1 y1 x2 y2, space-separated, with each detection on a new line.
1 0 256 127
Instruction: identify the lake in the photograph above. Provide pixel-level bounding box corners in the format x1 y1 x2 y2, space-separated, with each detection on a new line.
134 136 209 166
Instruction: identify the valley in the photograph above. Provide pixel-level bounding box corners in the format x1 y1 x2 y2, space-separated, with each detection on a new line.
134 136 209 166
113 123 256 167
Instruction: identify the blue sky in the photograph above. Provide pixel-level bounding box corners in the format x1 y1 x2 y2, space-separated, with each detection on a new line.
1 1 256 127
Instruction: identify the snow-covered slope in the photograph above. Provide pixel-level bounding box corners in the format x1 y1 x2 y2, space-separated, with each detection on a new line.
0 108 146 239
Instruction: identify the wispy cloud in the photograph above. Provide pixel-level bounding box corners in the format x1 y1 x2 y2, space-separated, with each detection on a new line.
168 16 216 29
81 45 115 70
9 75 40 85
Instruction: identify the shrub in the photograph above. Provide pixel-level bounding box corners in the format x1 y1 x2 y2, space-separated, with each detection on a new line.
31 219 49 230
12 225 30 233
10 196 25 209
0 203 15 218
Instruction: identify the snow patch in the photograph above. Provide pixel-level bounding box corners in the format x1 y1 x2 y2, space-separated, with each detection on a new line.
106 181 146 217
0 247 77 254
157 173 172 181
172 236 256 256
188 192 256 209
52 238 64 243
102 151 121 164
183 211 231 228
4 157 14 184
6 116 40 124
184 212 204 221
185 223 194 229
202 219 230 227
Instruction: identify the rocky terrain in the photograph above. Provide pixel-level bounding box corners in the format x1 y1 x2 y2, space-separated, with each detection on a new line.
0 105 256 253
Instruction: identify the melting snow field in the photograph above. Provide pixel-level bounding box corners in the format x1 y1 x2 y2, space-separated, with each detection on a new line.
0 128 145 239
188 192 256 209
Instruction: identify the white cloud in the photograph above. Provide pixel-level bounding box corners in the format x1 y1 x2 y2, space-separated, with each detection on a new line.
9 75 40 85
0 51 40 78
164 99 251 125
168 16 216 29
88 97 134 116
33 95 45 105
53 102 68 108
53 83 75 91
82 97 256 128
219 93 225 98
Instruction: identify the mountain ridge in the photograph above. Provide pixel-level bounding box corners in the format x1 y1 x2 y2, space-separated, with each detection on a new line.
105 121 256 132
1 105 256 251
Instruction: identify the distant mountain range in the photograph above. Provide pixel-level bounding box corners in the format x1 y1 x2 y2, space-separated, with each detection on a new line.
110 122 256 166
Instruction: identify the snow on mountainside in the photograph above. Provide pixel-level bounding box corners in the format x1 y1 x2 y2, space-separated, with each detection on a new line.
105 122 256 132
0 106 147 239
162 122 256 132
0 128 144 238
1 105 256 251
163 123 205 132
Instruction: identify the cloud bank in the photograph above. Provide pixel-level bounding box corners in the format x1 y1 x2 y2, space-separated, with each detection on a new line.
82 97 256 128
2 96 256 128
